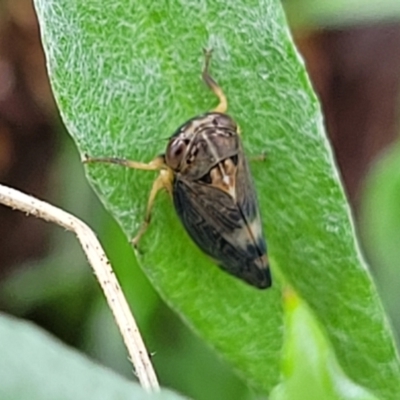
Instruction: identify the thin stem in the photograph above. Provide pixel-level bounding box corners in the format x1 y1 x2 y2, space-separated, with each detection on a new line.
0 183 159 392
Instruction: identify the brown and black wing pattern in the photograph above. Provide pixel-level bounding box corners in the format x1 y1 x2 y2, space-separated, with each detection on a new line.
172 155 271 288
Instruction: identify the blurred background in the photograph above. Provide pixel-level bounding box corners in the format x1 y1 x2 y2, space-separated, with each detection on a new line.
0 1 399 399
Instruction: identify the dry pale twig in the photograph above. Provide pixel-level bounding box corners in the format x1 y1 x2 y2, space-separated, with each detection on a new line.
0 183 159 392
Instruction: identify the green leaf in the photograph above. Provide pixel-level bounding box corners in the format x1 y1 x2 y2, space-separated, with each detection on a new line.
361 144 400 336
270 289 379 400
34 0 400 397
0 313 183 400
282 0 400 28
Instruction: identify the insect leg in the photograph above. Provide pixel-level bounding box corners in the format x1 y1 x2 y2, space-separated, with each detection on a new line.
83 154 165 171
202 49 228 114
131 168 173 247
249 153 267 162
84 154 173 246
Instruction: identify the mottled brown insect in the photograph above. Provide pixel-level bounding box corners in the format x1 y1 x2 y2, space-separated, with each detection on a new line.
85 50 271 289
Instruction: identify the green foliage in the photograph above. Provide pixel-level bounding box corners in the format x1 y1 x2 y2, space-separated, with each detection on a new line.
361 144 400 342
270 289 379 400
1 136 247 399
283 0 400 28
33 0 400 398
0 313 183 400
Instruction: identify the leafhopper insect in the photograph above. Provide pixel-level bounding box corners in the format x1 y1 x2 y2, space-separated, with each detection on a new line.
85 50 271 289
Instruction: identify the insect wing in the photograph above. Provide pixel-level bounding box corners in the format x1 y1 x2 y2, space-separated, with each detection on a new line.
173 147 271 289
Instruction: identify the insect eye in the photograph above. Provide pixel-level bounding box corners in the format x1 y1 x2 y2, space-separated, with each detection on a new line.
166 139 188 170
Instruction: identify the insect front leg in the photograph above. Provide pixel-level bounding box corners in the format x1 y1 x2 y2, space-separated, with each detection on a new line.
84 154 172 247
83 154 165 171
131 168 173 247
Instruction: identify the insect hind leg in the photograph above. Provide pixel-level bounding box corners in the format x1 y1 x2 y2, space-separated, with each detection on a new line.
202 49 228 114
